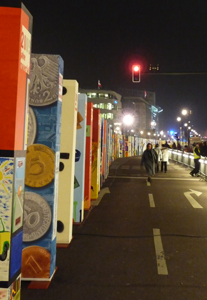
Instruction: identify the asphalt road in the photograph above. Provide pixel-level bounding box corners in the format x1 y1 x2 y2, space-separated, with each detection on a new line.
21 157 207 300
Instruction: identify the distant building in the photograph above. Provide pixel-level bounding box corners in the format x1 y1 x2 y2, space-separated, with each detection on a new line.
79 88 122 123
118 88 163 133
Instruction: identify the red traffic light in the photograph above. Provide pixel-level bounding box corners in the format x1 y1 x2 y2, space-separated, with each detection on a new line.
133 65 139 72
132 65 141 83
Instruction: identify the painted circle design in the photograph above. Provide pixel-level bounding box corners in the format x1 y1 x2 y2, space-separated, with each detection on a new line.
23 192 52 242
25 144 55 187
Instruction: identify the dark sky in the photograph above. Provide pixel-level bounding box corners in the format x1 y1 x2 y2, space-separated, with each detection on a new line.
23 0 207 136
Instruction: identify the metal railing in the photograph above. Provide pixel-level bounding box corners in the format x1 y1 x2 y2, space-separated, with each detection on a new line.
169 149 207 181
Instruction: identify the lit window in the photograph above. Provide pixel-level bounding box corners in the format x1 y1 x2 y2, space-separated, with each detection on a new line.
107 113 113 119
106 103 112 110
99 103 105 109
91 93 97 98
99 93 106 98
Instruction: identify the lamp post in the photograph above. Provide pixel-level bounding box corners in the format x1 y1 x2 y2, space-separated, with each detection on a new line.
177 109 192 146
122 113 135 158
176 117 182 142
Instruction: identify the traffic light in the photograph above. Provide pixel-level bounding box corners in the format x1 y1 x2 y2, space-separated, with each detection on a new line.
132 65 141 83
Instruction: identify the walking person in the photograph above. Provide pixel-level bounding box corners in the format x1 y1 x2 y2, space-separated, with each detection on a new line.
190 142 201 176
154 143 162 172
141 143 158 183
161 146 169 173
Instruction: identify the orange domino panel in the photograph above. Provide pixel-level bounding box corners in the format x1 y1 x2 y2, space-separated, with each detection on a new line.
0 5 32 150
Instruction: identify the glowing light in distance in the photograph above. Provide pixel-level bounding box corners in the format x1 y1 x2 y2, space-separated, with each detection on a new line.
123 114 134 125
182 109 188 116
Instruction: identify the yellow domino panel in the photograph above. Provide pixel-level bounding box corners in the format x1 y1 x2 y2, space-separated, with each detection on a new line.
57 80 78 245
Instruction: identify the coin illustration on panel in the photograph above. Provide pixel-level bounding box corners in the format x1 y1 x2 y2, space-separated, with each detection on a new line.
27 106 37 146
25 144 55 188
23 192 52 242
29 54 59 106
22 246 51 278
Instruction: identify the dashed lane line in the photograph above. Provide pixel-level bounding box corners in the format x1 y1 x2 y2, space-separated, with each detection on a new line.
147 180 151 186
153 228 168 275
149 194 155 207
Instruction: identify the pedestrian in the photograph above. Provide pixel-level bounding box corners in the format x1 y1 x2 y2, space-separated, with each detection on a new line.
177 142 181 150
201 141 207 157
161 146 169 173
172 142 177 149
163 141 171 148
190 142 201 176
154 143 162 172
141 143 158 182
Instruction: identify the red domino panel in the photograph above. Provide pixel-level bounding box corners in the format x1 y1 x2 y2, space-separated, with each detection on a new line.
0 7 30 150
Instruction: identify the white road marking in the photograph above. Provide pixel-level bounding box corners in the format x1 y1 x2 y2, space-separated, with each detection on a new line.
184 189 203 209
149 194 155 207
147 180 151 186
153 228 168 275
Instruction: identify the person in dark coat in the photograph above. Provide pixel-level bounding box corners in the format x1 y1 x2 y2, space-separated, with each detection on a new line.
201 141 207 157
141 143 158 182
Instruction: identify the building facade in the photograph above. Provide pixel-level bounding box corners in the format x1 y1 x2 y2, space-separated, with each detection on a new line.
79 89 122 123
118 88 163 134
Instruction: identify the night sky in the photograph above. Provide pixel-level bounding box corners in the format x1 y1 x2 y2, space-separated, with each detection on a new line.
22 0 207 136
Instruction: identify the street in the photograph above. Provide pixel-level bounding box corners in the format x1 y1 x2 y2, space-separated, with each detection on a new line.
22 157 207 300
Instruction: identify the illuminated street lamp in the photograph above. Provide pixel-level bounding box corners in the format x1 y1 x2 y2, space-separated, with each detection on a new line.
151 120 156 128
177 117 181 122
181 109 188 116
123 114 134 126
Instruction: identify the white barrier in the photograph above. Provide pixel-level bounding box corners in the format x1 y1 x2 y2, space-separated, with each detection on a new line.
169 149 207 180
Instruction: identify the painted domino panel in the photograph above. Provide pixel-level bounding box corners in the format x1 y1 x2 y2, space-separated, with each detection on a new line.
73 94 87 223
84 103 93 210
0 3 33 151
57 80 78 243
102 120 107 180
128 136 132 157
22 54 64 280
131 136 135 156
0 157 13 282
97 113 101 192
91 109 100 200
0 274 21 300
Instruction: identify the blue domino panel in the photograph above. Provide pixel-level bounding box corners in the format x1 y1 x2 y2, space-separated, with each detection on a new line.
22 54 64 279
10 230 23 279
73 94 87 223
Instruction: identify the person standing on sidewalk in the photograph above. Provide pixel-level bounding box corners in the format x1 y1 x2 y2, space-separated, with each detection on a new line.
190 142 201 176
154 143 162 172
141 143 158 182
161 146 169 173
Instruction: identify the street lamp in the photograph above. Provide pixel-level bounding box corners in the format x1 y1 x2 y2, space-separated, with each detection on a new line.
181 109 187 116
123 114 134 126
